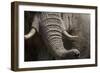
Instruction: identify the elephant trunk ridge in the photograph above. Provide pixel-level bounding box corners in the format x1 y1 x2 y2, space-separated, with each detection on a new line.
40 12 68 58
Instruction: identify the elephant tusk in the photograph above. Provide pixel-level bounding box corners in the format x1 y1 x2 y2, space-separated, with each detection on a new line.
63 30 78 39
24 28 36 39
60 18 78 39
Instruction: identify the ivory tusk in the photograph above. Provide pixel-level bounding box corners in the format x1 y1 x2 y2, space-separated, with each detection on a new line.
60 17 78 39
24 28 36 39
63 31 78 39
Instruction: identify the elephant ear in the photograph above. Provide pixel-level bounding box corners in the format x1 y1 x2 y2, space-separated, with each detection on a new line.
32 13 39 33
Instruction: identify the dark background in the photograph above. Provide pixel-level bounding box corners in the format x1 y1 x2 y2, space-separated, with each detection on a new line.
24 11 90 61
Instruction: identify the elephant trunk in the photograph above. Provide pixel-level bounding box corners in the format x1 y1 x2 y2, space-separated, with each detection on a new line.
40 12 80 59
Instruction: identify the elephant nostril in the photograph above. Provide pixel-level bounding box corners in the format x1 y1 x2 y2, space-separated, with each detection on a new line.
70 49 80 58
74 52 80 58
76 53 79 56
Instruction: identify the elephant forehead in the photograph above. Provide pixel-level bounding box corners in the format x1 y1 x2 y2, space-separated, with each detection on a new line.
40 12 61 19
40 18 62 26
42 25 62 31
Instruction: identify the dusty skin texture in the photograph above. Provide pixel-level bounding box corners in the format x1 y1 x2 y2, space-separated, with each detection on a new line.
24 11 90 61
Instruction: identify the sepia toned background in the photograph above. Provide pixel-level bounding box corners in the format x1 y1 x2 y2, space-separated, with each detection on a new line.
24 11 90 61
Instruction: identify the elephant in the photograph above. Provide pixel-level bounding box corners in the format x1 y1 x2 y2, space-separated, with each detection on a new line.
24 12 90 60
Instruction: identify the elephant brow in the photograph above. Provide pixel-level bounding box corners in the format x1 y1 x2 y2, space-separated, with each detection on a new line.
41 17 62 24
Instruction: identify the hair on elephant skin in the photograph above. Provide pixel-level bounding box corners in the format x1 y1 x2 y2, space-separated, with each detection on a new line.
24 11 90 61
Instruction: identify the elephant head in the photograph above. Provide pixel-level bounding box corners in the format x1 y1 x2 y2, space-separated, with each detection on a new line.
25 12 80 59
